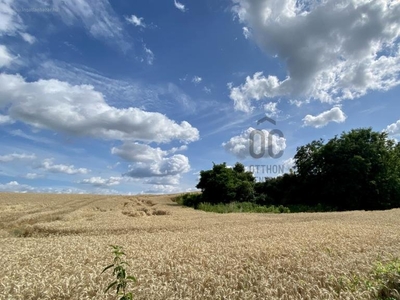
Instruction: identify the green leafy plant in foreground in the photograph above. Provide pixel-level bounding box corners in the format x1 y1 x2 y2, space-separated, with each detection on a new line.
329 259 400 299
371 259 400 299
102 245 137 300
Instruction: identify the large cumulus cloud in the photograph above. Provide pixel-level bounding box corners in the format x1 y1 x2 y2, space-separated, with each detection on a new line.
230 0 400 112
0 73 199 143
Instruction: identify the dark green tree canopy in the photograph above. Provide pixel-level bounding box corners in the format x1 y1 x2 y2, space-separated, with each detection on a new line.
196 162 255 204
293 128 400 210
192 128 400 211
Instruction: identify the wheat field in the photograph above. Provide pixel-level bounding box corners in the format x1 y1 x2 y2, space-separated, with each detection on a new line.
0 193 399 300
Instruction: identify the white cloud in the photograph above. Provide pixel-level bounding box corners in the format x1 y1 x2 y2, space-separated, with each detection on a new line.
0 44 14 68
112 143 170 163
203 86 212 94
37 159 90 175
384 119 400 136
35 60 197 116
302 106 347 128
0 153 36 162
0 1 35 46
49 0 130 51
222 127 286 159
0 0 23 35
107 162 120 169
143 45 154 65
0 73 199 143
125 155 190 178
174 0 187 12
23 173 43 179
263 101 280 117
125 14 146 27
79 176 122 187
242 26 251 39
179 74 188 82
144 175 181 186
9 129 56 145
0 181 88 194
230 0 400 111
229 72 283 112
289 99 306 107
192 76 202 85
142 184 182 194
282 157 295 172
19 32 35 44
167 145 188 154
112 143 191 178
0 114 14 124
0 181 34 193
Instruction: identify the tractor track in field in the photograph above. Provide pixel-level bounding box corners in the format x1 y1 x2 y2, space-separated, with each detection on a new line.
0 195 110 230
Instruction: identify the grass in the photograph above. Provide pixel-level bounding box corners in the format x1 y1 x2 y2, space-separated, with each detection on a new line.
197 202 290 213
1 192 400 299
172 193 336 213
287 203 338 213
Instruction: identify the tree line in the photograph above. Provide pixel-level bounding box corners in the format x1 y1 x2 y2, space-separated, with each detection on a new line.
184 128 400 211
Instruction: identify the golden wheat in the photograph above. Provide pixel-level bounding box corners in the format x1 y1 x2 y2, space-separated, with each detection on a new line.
0 192 399 299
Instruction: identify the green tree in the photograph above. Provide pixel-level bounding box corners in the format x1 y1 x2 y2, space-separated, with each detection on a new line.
196 162 255 204
293 128 400 210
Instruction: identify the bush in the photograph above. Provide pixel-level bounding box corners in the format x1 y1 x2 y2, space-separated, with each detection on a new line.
173 193 203 208
287 203 337 213
254 194 273 206
278 205 290 213
197 202 290 214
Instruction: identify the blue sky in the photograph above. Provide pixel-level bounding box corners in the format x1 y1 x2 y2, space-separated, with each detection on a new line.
0 0 399 194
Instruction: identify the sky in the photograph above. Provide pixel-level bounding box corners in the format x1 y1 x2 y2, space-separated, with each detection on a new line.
0 0 399 194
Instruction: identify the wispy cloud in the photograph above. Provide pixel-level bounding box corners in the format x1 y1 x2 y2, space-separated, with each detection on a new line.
33 60 199 118
0 181 100 194
143 45 154 65
19 32 36 44
192 76 202 85
0 45 15 68
79 176 123 187
48 0 131 52
23 173 43 179
242 27 251 39
174 0 187 12
36 158 90 175
203 86 211 94
9 129 57 145
0 153 36 162
125 15 146 27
